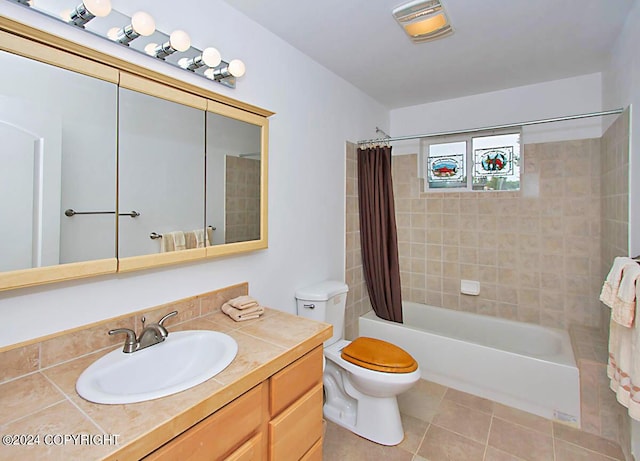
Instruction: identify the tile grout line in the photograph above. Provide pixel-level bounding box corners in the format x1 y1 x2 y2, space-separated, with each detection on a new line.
481 415 494 461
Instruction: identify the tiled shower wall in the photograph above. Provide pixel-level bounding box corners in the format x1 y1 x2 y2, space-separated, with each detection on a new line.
600 109 631 331
347 137 605 330
596 110 631 458
392 138 603 329
225 156 261 244
346 116 628 333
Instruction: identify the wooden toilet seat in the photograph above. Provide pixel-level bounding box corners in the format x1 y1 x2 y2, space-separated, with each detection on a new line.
340 337 418 373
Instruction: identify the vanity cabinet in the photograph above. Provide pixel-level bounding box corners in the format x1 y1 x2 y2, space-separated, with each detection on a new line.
143 346 324 461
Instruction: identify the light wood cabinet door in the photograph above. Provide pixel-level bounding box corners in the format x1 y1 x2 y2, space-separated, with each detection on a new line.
143 384 264 461
268 383 324 461
270 346 323 417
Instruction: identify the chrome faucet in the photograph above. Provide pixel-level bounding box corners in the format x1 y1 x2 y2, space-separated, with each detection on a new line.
109 311 178 353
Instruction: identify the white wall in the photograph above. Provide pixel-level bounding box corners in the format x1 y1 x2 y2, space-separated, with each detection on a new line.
0 0 389 347
389 73 605 155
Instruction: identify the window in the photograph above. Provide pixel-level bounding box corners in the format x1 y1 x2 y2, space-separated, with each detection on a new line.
421 130 521 192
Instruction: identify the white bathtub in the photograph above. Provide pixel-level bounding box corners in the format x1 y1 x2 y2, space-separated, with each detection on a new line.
359 302 580 425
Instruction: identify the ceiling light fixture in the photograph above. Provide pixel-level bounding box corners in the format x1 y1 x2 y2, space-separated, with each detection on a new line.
107 11 155 45
392 0 453 43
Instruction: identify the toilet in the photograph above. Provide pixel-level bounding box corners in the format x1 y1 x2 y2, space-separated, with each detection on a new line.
295 281 420 446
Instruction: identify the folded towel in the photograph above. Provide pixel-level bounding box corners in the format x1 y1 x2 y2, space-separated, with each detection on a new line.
228 295 260 310
221 302 264 321
612 263 640 327
601 257 638 307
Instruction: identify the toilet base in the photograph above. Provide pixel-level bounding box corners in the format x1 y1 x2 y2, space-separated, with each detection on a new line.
322 359 405 446
323 395 405 446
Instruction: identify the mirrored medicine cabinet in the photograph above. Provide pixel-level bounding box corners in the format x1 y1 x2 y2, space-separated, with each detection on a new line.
0 17 272 291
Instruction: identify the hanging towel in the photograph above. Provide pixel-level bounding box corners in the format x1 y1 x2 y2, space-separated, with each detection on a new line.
228 295 260 310
160 233 175 253
608 279 640 421
601 257 637 307
173 231 186 251
612 263 640 328
194 229 206 248
160 231 186 252
184 231 197 250
221 302 264 321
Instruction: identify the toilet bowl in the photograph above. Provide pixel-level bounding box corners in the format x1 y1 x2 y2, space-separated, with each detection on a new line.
295 281 420 446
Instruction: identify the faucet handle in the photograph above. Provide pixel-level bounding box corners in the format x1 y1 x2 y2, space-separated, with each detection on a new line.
158 310 178 327
109 328 138 353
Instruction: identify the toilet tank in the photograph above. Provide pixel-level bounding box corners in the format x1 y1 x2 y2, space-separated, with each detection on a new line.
295 281 349 346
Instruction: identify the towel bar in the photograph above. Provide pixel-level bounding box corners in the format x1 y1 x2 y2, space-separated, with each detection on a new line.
65 209 140 217
149 226 216 240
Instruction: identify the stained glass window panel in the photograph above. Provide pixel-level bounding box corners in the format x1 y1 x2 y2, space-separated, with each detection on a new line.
426 141 466 189
472 133 520 191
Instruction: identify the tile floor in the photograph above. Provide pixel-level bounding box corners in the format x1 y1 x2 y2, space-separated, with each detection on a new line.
322 379 626 461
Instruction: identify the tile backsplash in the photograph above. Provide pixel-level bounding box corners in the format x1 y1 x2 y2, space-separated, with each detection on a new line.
0 282 248 385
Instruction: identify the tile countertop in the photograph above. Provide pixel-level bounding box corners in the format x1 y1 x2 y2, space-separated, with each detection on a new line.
0 307 332 461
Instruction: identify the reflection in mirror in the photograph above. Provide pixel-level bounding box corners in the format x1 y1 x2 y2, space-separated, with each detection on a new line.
0 50 117 272
206 112 262 245
118 87 205 258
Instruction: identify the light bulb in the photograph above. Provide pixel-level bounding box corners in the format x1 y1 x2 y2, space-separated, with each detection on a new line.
203 68 215 80
144 43 158 56
228 59 246 78
107 27 119 40
83 0 111 17
169 30 191 52
201 47 222 68
131 11 155 36
60 8 72 20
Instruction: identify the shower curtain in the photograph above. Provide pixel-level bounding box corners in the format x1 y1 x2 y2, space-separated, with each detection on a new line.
357 145 403 323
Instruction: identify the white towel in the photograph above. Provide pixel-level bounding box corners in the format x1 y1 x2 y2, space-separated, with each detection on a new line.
601 257 637 307
173 231 186 251
612 263 640 328
194 229 206 248
160 231 186 253
160 233 175 253
608 280 640 421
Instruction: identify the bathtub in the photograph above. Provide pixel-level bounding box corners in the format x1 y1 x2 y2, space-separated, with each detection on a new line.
359 302 580 425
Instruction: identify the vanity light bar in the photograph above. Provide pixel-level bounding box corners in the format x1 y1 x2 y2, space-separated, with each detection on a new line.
6 0 246 89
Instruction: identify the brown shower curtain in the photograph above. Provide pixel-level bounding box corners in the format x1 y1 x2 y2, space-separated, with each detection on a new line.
357 145 403 323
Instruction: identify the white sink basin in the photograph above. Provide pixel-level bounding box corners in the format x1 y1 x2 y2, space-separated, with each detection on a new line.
76 330 237 404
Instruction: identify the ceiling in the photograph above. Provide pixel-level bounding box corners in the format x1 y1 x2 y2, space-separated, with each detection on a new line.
221 0 635 109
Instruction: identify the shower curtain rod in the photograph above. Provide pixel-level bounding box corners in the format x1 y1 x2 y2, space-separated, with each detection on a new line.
357 108 624 145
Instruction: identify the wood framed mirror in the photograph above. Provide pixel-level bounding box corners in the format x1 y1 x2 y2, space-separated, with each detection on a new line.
0 17 272 290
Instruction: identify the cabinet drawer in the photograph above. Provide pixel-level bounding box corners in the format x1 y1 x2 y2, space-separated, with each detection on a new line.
225 433 262 461
299 438 322 461
270 346 323 416
144 384 264 461
269 383 323 461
